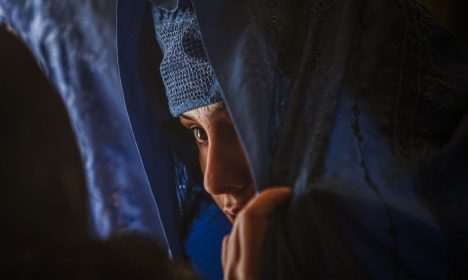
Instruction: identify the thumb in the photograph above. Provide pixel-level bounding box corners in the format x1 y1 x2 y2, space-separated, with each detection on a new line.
244 187 292 218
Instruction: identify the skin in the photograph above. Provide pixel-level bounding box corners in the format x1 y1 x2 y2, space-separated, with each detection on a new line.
179 102 256 223
222 187 291 280
179 101 292 279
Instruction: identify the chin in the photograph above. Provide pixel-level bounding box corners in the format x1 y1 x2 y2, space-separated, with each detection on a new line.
226 213 236 224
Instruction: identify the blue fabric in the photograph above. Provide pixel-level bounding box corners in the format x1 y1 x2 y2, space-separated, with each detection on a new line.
0 0 167 247
152 4 222 117
8 0 465 278
149 0 180 12
116 0 229 272
185 203 231 280
117 0 468 278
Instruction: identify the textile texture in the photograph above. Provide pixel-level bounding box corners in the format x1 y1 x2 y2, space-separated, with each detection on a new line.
117 0 468 278
152 5 222 116
0 0 167 242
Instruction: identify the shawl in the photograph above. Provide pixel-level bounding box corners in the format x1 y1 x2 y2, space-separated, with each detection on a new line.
117 0 468 278
2 0 467 278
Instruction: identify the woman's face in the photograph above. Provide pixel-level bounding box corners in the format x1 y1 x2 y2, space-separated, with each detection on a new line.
180 102 255 223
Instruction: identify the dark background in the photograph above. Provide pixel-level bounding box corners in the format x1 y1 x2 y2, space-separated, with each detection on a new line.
0 0 466 251
0 30 88 244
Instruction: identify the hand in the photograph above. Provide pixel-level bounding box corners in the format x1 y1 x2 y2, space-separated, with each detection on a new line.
222 187 292 280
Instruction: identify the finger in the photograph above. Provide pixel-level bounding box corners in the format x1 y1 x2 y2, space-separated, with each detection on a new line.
225 223 242 279
243 186 292 218
223 225 242 279
223 187 293 279
233 187 291 279
222 234 229 270
237 218 268 278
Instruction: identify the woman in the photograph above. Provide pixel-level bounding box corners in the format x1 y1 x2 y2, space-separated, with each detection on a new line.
117 0 468 278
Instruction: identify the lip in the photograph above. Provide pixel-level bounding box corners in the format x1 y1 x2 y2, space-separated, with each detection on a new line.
224 205 243 223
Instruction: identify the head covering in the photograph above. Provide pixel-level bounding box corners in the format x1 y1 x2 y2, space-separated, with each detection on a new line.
117 0 468 278
152 5 222 117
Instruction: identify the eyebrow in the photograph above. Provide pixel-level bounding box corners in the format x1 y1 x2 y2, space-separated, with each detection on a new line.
179 114 194 121
211 102 227 115
179 102 227 121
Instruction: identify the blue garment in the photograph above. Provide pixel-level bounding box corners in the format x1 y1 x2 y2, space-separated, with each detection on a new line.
0 1 230 277
152 4 222 116
2 0 467 278
0 0 167 243
184 203 231 280
117 0 468 278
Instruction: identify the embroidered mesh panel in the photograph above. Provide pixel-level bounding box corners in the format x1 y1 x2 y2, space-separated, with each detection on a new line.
152 5 222 117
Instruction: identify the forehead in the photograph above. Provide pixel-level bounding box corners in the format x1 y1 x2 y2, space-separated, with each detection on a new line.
181 102 227 123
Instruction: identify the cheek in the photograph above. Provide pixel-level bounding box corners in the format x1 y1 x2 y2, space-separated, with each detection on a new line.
211 195 224 210
198 146 208 175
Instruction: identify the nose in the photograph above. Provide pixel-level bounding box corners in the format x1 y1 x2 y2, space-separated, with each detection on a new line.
202 135 249 196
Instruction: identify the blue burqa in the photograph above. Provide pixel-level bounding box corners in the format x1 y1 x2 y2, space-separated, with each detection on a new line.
117 0 468 278
2 0 468 278
0 0 167 245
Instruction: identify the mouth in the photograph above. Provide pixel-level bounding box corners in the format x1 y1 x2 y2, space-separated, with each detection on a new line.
224 205 243 223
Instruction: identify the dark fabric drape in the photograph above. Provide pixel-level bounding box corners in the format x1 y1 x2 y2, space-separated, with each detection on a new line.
192 0 468 278
118 0 468 278
238 0 468 278
0 0 167 245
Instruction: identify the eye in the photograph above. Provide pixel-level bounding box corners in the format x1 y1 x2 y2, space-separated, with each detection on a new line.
191 127 208 144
